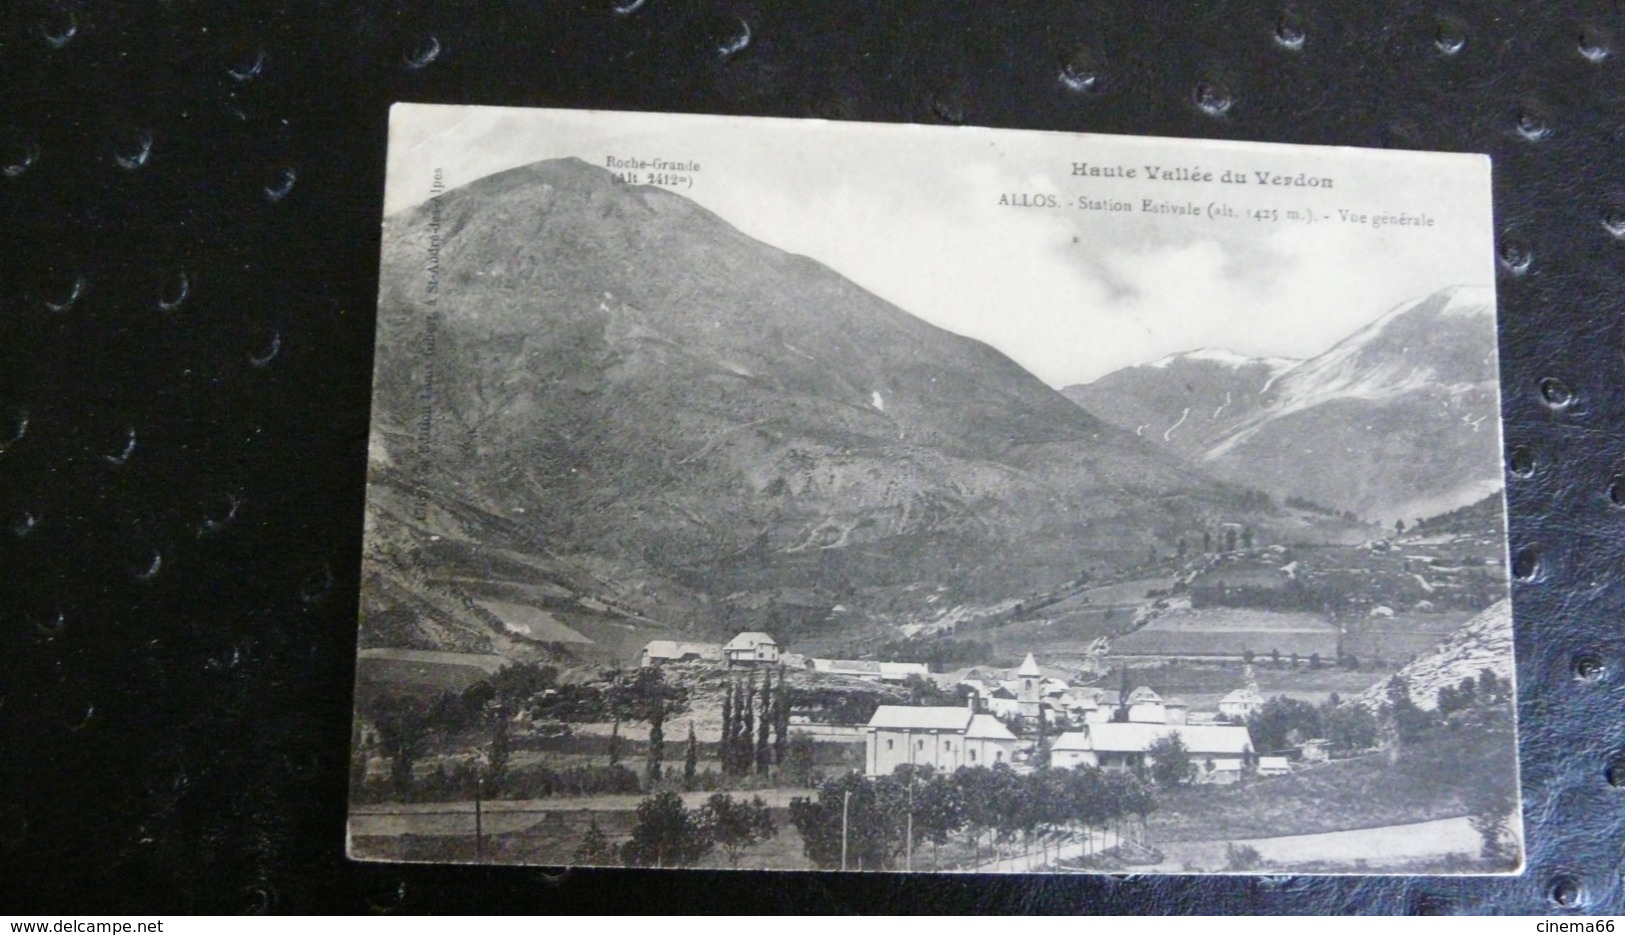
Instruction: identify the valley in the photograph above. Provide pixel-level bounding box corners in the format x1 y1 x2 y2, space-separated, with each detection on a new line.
349 154 1516 874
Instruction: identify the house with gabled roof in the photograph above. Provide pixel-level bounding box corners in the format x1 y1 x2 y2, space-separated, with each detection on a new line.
1049 722 1254 783
723 631 779 667
639 640 723 667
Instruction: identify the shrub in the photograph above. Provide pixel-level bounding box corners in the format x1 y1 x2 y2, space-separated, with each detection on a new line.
1224 843 1264 871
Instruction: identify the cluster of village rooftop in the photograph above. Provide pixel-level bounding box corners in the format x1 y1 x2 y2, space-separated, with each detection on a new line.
640 631 928 681
641 633 1292 784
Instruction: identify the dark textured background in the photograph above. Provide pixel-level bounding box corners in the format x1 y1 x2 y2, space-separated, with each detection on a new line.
1 0 1622 915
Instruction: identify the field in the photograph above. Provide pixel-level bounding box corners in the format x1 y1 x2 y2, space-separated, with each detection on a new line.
1110 658 1394 707
1111 608 1340 660
1341 610 1473 666
355 649 507 699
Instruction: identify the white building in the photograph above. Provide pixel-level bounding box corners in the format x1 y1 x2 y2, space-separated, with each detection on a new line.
1218 666 1265 721
810 659 931 683
878 661 931 682
723 632 779 667
1015 653 1044 723
1257 755 1291 776
1125 686 1166 724
864 705 1018 776
1049 722 1254 784
639 640 723 667
1218 685 1265 721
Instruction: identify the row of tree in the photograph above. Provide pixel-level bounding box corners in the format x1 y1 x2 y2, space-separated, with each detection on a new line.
788 764 1156 871
1244 667 1512 756
572 791 778 869
717 667 791 777
358 663 691 797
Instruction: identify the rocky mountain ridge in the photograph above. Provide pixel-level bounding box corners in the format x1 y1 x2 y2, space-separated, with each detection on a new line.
1064 286 1503 524
1352 599 1513 712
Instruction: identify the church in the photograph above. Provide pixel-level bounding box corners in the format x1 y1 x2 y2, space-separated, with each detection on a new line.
863 704 1019 776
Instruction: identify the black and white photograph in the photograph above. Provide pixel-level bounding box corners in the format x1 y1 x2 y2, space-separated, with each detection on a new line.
348 104 1518 875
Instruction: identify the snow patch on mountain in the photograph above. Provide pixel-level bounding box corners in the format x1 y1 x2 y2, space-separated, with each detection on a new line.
1148 347 1262 369
1206 285 1495 461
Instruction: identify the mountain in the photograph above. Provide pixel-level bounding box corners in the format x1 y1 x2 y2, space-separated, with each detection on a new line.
1062 350 1299 461
363 158 1268 655
1063 286 1503 524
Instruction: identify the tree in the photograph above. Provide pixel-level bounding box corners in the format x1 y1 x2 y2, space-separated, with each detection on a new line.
1114 666 1131 723
1225 528 1238 551
1203 529 1213 552
1290 652 1300 670
608 719 622 767
789 773 908 870
1034 703 1052 768
1466 777 1516 864
719 686 734 776
1269 647 1281 668
572 816 617 866
1225 843 1264 871
1248 696 1323 754
1147 731 1194 786
1309 652 1322 671
490 662 556 709
622 791 713 868
773 666 791 766
1322 701 1380 752
609 667 689 724
1395 518 1406 536
1241 527 1254 549
1177 537 1187 558
757 669 773 776
1243 647 1255 665
683 722 699 790
1386 675 1434 745
785 733 815 787
702 793 778 869
647 704 666 783
367 693 434 795
740 675 757 776
488 697 512 788
912 771 965 870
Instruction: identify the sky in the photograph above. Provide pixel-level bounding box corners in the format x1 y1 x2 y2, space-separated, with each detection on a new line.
385 104 1497 387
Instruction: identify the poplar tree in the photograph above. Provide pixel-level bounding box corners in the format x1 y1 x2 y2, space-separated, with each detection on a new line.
720 684 734 776
740 674 757 777
683 721 699 790
647 696 665 783
757 668 773 775
731 681 750 775
772 667 790 766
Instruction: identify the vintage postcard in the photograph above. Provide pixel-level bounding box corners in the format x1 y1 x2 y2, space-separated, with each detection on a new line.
348 104 1519 874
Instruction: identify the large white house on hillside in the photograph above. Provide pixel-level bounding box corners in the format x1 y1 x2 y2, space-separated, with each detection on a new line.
723 632 779 666
864 705 1018 776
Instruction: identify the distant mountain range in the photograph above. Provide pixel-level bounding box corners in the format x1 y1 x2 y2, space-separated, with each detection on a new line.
364 158 1277 648
1064 286 1503 525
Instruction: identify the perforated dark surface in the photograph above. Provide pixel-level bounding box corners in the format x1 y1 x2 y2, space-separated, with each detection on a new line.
1 0 1622 915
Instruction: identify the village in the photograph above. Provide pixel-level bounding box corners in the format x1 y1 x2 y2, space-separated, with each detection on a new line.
348 523 1517 873
640 631 1281 784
